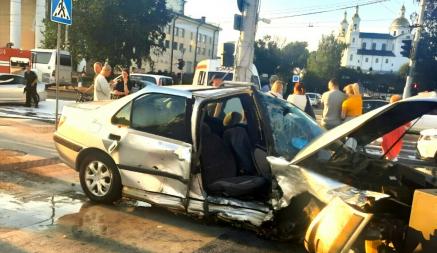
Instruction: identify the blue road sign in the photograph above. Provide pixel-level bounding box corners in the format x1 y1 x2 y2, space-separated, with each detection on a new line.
51 0 72 25
292 75 300 83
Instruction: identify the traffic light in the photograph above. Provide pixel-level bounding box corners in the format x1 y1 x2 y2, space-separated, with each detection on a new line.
400 39 412 58
237 0 245 12
177 59 185 70
222 42 235 67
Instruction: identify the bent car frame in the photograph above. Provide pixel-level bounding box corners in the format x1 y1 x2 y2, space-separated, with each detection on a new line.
54 84 437 252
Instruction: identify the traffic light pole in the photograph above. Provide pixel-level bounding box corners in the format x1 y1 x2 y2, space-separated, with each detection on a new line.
403 0 426 98
233 0 259 83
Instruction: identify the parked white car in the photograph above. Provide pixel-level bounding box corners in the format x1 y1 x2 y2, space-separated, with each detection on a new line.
130 73 173 86
0 73 47 104
306 92 321 107
416 129 437 162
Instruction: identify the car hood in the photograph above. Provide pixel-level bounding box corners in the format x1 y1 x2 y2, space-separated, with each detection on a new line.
291 96 437 165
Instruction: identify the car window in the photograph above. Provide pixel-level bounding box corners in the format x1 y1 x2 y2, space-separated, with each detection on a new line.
59 54 71 66
134 76 156 84
161 78 173 86
0 75 14 85
131 94 188 142
257 92 323 160
0 75 24 85
207 97 246 124
112 102 132 126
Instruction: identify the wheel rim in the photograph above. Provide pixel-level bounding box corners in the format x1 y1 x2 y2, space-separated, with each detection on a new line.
84 160 113 197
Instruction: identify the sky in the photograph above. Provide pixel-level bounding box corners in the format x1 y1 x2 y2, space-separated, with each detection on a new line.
184 0 419 51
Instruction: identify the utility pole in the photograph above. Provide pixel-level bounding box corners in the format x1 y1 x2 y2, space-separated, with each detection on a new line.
403 0 426 98
233 0 259 83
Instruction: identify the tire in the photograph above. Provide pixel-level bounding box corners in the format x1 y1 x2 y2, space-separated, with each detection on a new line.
79 152 122 204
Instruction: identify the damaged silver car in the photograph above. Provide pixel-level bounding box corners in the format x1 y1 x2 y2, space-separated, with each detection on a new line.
54 84 437 252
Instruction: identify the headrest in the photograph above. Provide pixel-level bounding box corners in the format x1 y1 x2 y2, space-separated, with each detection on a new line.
223 112 243 127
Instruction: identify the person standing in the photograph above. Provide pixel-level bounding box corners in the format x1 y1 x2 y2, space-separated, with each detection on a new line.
112 68 133 98
269 80 284 99
381 95 409 161
321 79 346 130
94 64 113 101
287 82 315 119
341 83 363 121
24 64 39 108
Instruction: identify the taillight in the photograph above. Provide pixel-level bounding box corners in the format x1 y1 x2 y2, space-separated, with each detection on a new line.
58 115 66 128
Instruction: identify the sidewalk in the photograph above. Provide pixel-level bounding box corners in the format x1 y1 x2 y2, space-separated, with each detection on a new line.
0 99 75 123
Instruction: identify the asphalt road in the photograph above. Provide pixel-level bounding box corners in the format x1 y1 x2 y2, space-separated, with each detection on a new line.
0 118 303 253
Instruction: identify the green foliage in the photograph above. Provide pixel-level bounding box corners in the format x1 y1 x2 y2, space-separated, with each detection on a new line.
42 0 173 69
254 36 309 82
399 63 409 78
414 1 437 91
305 34 347 90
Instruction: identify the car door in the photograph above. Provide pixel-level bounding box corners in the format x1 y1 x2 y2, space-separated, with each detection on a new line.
112 93 193 202
0 75 25 101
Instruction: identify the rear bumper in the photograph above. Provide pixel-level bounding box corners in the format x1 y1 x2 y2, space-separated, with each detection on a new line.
53 133 82 170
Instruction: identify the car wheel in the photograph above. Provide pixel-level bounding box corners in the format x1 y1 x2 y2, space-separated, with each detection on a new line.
79 152 122 204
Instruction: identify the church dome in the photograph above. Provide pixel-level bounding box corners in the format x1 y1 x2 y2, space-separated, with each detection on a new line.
390 5 410 28
390 17 410 28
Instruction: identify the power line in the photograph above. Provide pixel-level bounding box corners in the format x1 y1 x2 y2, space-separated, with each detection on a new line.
268 0 390 20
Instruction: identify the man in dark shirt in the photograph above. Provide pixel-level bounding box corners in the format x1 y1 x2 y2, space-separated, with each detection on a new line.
24 65 39 108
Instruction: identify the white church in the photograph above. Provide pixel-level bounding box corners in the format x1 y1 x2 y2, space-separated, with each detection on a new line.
338 5 411 73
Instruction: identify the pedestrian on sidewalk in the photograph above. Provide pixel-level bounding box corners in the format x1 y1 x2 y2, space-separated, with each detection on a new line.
94 64 114 101
24 64 39 108
381 95 410 161
321 78 346 130
341 83 363 121
287 82 315 119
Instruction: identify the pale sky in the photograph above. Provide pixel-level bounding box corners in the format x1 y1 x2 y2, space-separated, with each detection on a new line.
184 0 419 51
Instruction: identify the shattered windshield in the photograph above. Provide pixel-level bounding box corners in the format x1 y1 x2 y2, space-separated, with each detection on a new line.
258 92 323 160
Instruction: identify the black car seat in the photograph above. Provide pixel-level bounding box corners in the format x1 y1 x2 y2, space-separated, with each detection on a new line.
200 123 267 198
222 112 257 176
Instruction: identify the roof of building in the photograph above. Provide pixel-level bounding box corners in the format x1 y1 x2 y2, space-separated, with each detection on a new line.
390 17 410 28
357 49 396 57
359 32 394 40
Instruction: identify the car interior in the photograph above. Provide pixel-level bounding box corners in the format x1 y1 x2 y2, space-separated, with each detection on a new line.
197 94 272 201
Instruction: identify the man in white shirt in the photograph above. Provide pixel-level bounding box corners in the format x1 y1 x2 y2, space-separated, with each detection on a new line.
94 64 113 101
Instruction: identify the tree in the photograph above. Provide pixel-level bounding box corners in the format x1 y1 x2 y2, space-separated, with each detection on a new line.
414 1 437 91
254 36 281 77
43 0 173 69
254 36 309 82
305 34 346 90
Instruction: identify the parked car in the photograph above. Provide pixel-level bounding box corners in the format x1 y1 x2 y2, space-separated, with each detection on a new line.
306 92 321 107
362 99 388 113
130 74 173 86
0 73 47 104
54 84 437 252
416 128 437 162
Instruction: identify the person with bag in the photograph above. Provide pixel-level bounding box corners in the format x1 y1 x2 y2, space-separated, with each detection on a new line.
287 82 316 119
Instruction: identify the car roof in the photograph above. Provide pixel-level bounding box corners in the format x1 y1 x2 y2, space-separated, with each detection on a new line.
131 73 173 79
136 84 250 99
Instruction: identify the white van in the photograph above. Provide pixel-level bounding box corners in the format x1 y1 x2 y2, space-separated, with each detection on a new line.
193 59 261 88
31 49 72 85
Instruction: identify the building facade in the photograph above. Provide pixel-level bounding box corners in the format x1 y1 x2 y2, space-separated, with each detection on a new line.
145 0 220 74
338 6 411 73
0 0 47 50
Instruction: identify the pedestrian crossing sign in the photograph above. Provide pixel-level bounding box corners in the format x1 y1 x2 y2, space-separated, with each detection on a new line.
51 0 72 25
